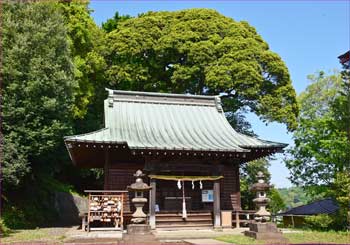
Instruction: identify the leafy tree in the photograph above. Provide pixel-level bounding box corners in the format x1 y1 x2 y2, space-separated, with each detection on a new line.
1 140 29 189
2 2 75 189
54 0 108 189
241 159 268 209
106 9 298 131
286 70 350 229
102 11 132 33
58 0 107 126
332 60 350 229
277 187 314 209
337 58 350 152
268 188 286 214
285 71 346 187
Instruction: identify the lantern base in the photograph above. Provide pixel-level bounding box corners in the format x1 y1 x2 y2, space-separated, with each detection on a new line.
244 222 288 243
121 224 160 244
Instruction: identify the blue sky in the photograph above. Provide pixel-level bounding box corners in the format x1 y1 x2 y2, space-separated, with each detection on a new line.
89 0 350 188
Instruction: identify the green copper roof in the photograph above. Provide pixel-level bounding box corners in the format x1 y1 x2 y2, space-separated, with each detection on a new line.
64 89 287 153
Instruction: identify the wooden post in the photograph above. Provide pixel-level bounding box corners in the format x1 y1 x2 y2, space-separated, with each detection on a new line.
235 211 240 228
149 178 156 229
104 148 110 190
213 180 221 228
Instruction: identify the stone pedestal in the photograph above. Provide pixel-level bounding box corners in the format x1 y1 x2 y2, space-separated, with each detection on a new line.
244 222 288 243
121 224 160 244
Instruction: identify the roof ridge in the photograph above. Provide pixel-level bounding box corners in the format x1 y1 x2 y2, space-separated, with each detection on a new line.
105 88 224 111
106 88 218 100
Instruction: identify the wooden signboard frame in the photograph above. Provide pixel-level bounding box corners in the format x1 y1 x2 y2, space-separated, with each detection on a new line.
85 190 126 232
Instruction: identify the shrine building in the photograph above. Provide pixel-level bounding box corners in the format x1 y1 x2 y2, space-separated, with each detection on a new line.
64 89 286 229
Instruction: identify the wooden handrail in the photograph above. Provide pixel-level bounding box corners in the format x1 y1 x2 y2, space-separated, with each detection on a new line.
232 210 256 228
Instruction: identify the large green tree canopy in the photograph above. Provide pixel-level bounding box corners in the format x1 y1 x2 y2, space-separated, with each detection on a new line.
106 9 298 130
58 0 107 123
2 2 75 189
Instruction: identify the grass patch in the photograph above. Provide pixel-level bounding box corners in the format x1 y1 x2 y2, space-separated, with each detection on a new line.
216 230 350 244
284 230 350 244
1 228 68 244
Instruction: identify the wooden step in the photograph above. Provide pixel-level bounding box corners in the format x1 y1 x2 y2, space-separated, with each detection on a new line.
156 212 212 217
156 214 212 218
156 221 213 226
156 224 213 230
156 217 212 222
155 211 213 229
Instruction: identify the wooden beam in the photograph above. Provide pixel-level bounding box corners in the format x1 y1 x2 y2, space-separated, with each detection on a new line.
149 178 156 229
213 180 221 228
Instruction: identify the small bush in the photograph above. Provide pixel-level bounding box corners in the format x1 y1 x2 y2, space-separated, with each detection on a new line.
2 206 31 229
304 214 334 230
0 218 11 237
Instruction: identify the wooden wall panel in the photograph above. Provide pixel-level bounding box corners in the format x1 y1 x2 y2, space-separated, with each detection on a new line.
220 164 241 210
105 161 241 212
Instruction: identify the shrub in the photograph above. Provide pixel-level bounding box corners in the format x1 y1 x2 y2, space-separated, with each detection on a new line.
0 218 10 237
304 214 334 230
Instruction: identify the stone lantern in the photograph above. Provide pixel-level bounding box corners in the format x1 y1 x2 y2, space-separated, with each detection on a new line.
251 171 271 222
127 170 152 224
122 170 160 244
244 171 287 243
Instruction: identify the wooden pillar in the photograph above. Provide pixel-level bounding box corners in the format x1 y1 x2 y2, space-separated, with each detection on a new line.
235 164 241 210
235 211 240 228
213 180 221 228
104 148 110 190
149 178 156 229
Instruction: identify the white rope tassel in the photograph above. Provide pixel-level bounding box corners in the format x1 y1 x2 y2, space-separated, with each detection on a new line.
199 180 203 189
192 180 194 189
177 180 182 189
182 181 187 219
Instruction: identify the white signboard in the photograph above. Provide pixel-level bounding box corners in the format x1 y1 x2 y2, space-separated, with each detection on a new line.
201 190 214 202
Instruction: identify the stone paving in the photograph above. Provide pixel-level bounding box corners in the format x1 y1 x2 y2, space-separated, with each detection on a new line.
63 226 247 244
154 228 248 240
183 238 233 244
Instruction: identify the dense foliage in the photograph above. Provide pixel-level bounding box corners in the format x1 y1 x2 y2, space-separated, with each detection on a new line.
2 2 75 190
106 9 298 131
277 187 313 209
286 72 346 186
58 0 108 132
286 70 350 229
102 11 131 33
